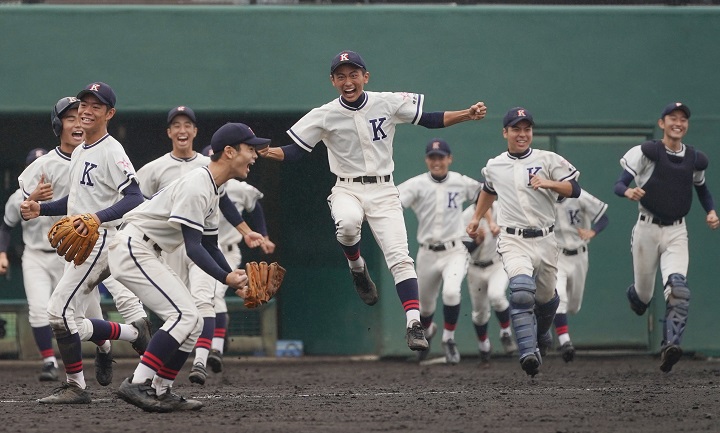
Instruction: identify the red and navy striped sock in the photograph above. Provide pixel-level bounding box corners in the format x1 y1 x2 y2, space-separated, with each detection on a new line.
55 332 83 375
157 349 191 382
443 304 460 330
88 318 122 341
396 278 419 312
554 313 568 336
212 313 227 352
195 317 215 353
339 241 361 262
474 322 489 341
139 329 182 374
420 314 435 329
495 307 511 329
32 325 55 359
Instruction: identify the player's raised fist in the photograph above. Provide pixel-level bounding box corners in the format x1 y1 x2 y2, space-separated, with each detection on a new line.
468 102 487 120
20 200 40 221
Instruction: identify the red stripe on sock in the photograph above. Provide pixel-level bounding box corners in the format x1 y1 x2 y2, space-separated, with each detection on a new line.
345 251 361 261
94 340 107 347
556 326 569 335
109 322 121 340
478 335 488 342
214 328 226 338
157 367 179 380
64 361 83 374
402 300 419 311
141 351 163 370
444 323 457 331
195 337 212 350
40 349 55 358
500 321 510 329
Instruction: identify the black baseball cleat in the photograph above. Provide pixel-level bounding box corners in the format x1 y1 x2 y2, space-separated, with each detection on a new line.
39 362 59 382
500 332 518 355
560 341 576 363
207 349 224 373
442 339 461 365
479 349 491 368
117 376 170 413
156 388 204 411
94 347 114 386
660 344 683 373
188 362 208 385
416 323 436 362
520 354 540 377
537 330 553 357
406 320 429 351
130 317 153 356
38 382 91 404
350 266 379 306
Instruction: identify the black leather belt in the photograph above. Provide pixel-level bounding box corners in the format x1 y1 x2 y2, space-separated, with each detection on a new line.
338 175 391 184
421 240 456 252
473 259 494 268
640 214 683 226
505 225 554 238
41 249 56 253
142 234 162 253
562 246 586 256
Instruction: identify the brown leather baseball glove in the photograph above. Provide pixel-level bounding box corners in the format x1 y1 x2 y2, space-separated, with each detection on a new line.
239 261 286 308
47 213 100 266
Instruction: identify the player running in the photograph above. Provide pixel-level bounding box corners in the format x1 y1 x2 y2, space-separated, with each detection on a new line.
259 50 486 351
613 102 718 373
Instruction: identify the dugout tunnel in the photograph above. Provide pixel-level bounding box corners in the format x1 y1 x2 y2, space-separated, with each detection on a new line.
1 4 720 358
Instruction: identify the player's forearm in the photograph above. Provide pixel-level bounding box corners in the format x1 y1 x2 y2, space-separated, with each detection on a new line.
472 191 495 223
39 195 69 216
613 170 634 198
183 225 232 283
0 222 12 253
234 221 253 237
694 183 716 213
443 109 475 127
95 183 143 223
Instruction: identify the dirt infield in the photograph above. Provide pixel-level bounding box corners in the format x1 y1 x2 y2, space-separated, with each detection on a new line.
1 352 719 433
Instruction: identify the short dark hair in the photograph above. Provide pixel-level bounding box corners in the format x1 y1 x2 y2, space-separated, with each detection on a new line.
209 144 240 161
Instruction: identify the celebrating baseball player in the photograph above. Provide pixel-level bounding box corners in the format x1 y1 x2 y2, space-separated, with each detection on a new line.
135 107 265 386
110 122 264 412
613 102 719 373
397 138 482 364
259 50 486 350
467 107 581 377
461 202 518 366
552 188 609 363
20 84 152 404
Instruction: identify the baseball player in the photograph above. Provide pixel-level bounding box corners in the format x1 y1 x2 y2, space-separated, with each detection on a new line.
20 84 151 404
613 102 718 373
135 107 265 386
397 138 482 364
461 202 518 366
110 122 263 412
0 148 60 381
467 107 581 377
552 188 609 363
259 50 486 350
196 144 276 378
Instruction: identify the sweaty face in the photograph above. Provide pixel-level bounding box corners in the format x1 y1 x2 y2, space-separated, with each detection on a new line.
503 120 533 154
167 114 197 154
60 108 84 149
425 154 452 177
330 64 369 103
659 110 689 141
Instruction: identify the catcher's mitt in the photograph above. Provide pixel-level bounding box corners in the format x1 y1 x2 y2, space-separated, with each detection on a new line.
241 261 286 308
47 214 100 266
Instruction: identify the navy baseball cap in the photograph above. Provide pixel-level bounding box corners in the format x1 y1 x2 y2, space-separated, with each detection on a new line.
330 50 367 73
77 82 116 108
26 148 48 165
210 123 271 153
167 106 197 126
425 138 451 156
503 107 535 128
660 102 691 119
201 145 213 156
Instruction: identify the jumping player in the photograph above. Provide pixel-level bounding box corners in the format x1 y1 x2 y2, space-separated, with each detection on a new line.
613 102 718 373
20 84 151 403
397 138 482 364
259 50 487 350
461 202 517 366
552 188 608 362
110 122 263 412
467 107 581 377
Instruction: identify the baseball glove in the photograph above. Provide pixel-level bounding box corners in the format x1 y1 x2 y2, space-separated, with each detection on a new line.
47 214 100 266
241 261 286 308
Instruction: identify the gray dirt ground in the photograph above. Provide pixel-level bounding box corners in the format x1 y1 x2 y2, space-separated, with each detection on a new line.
1 352 719 433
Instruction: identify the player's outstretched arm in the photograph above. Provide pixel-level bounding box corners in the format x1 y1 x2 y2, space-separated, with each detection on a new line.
258 146 285 161
442 101 487 127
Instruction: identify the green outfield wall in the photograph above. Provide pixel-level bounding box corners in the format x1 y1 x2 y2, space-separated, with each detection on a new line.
1 5 719 356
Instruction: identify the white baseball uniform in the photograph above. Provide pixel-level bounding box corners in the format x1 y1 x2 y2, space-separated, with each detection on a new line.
110 166 224 352
483 148 580 303
461 203 510 326
554 189 608 315
620 145 701 304
288 91 424 283
398 171 480 313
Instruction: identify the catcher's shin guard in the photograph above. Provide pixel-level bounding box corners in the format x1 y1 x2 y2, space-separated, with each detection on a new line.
508 275 537 360
663 274 690 347
627 284 650 316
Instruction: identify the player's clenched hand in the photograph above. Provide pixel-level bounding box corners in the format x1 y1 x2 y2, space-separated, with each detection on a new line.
243 231 265 248
72 213 100 236
227 269 249 291
0 252 8 276
529 174 553 190
258 146 284 161
20 200 40 221
624 187 645 201
577 228 596 241
472 227 486 244
468 102 487 120
466 219 481 238
706 210 719 230
27 174 53 202
260 236 276 254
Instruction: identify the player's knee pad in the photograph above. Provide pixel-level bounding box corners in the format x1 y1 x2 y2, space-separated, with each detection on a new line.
663 274 690 346
535 291 560 336
627 284 650 316
508 275 537 357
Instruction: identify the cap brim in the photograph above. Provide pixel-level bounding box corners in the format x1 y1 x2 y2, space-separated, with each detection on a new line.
77 89 112 107
244 137 271 150
426 150 450 156
331 61 366 73
505 117 534 127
